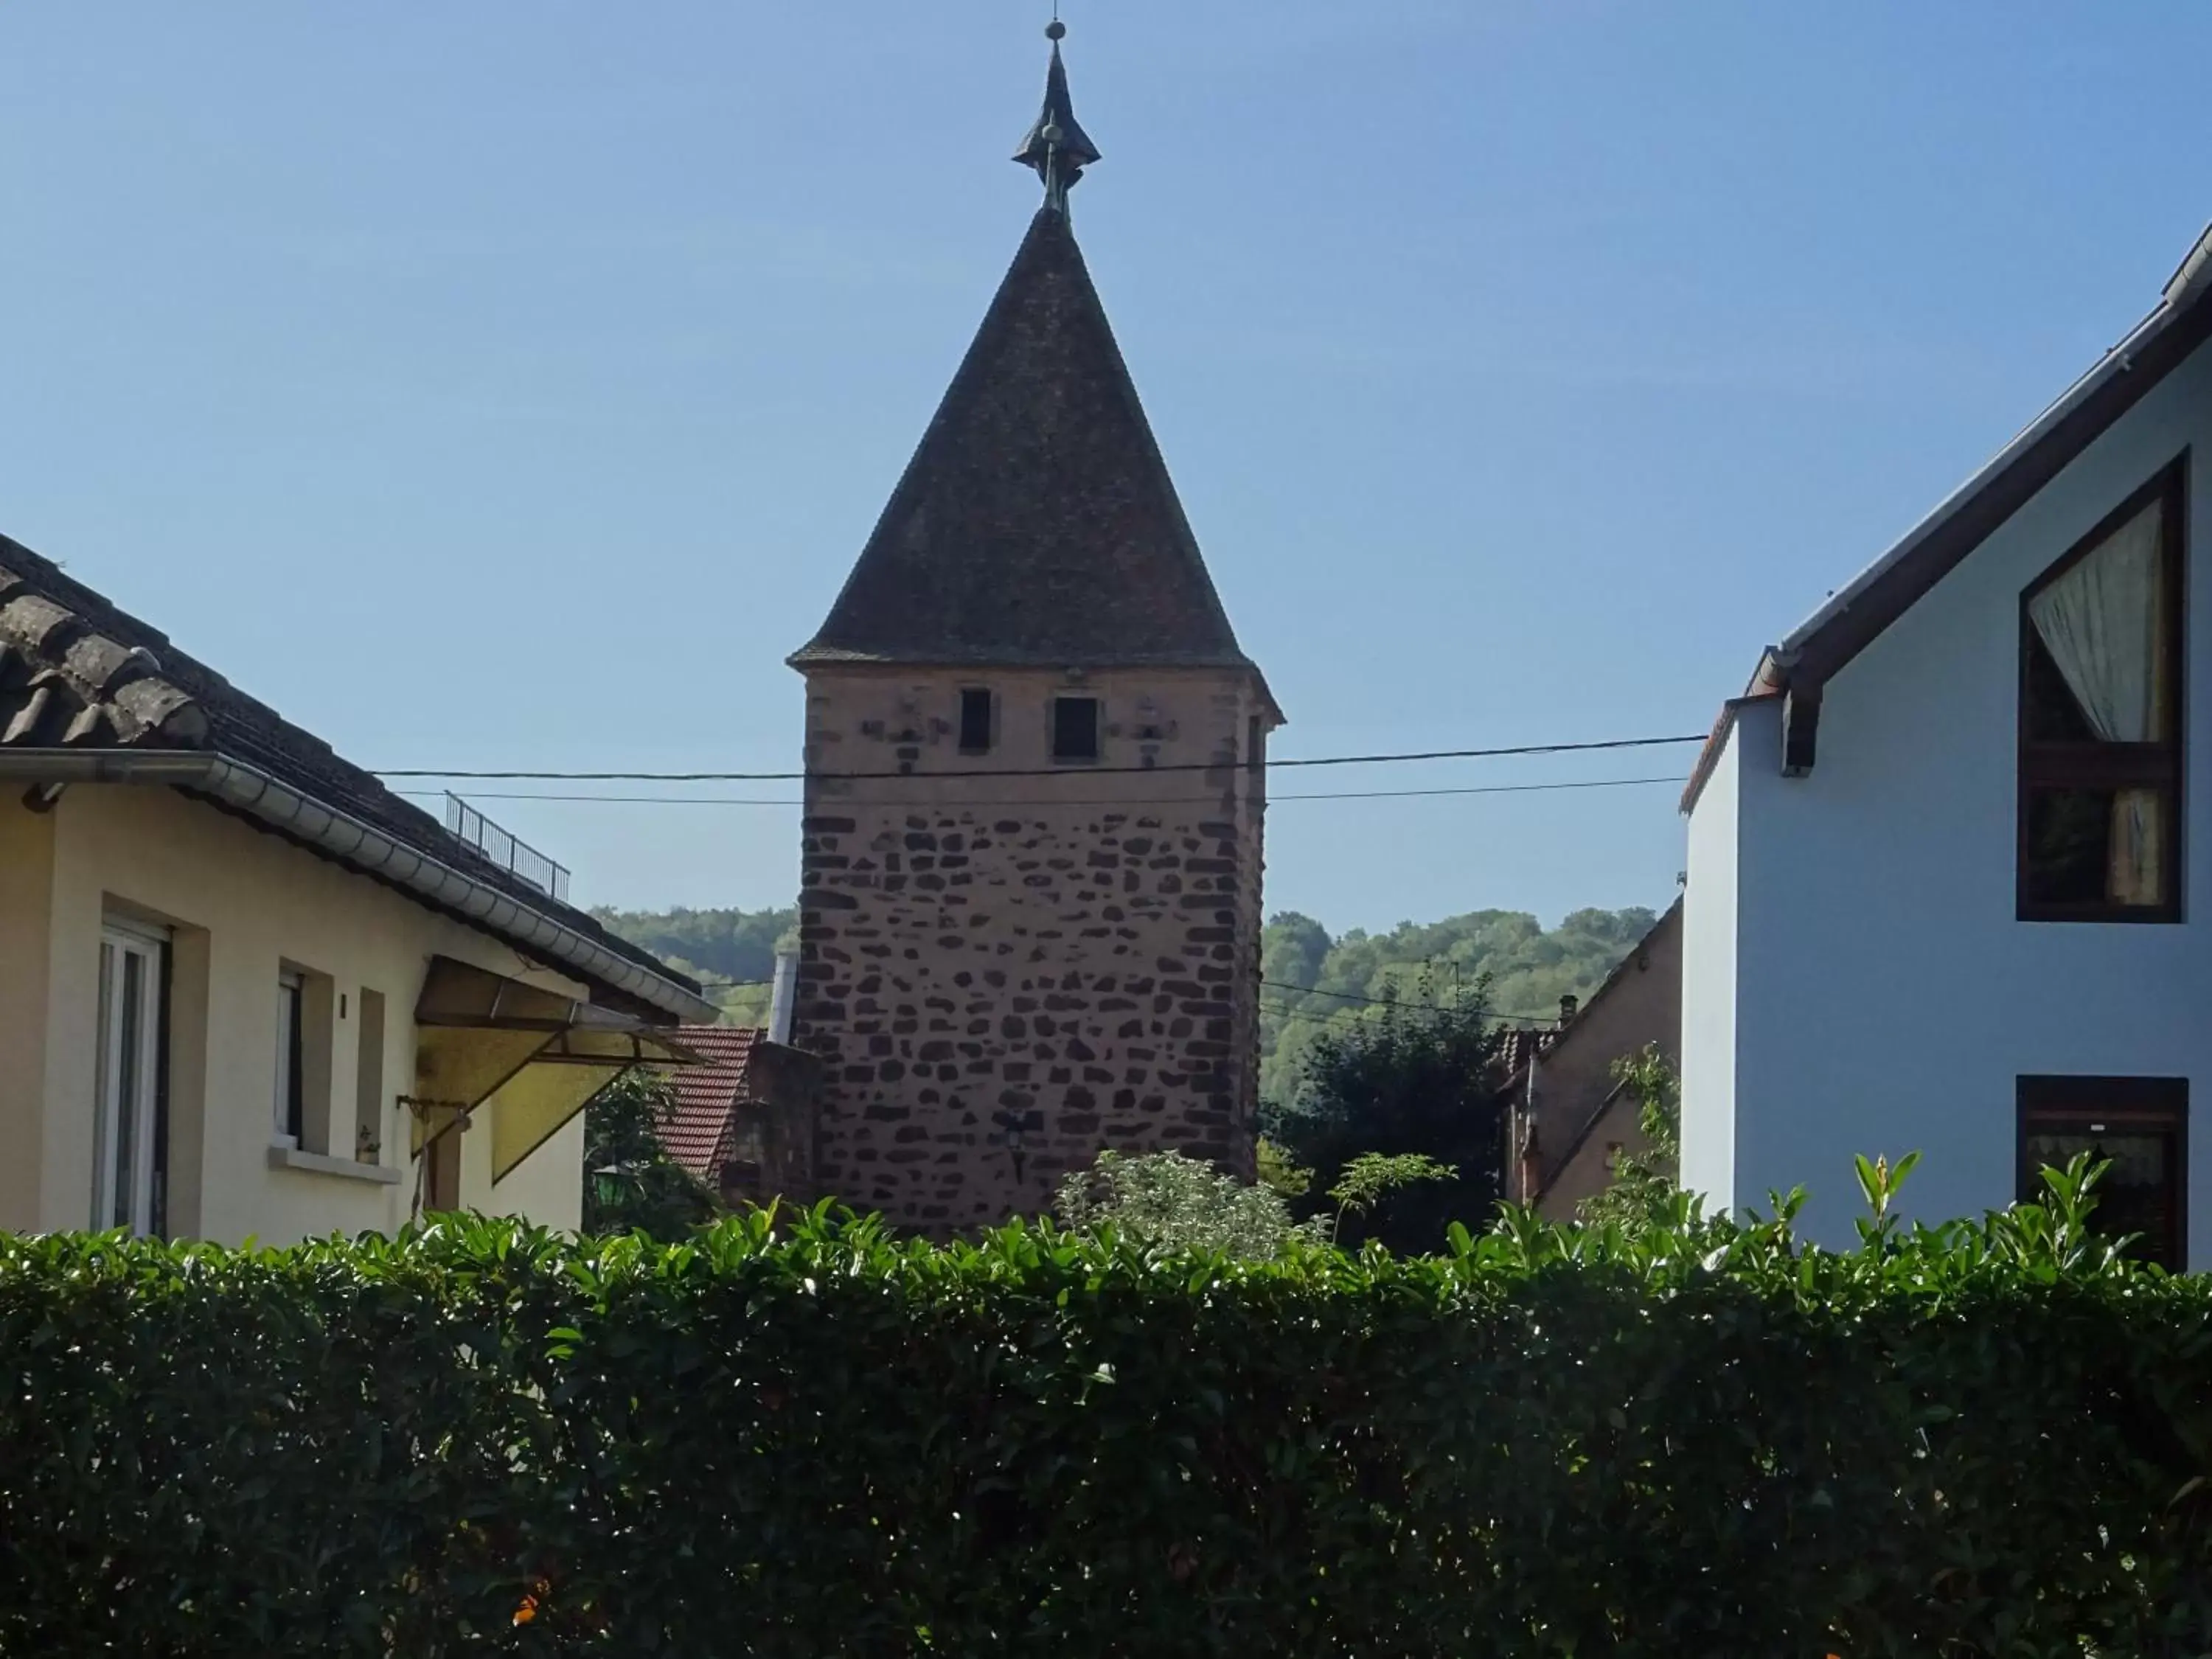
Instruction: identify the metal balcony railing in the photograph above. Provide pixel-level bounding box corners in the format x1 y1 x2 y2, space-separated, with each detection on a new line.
444 794 571 902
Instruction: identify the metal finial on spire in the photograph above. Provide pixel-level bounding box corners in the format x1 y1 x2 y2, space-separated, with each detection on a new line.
1013 17 1100 215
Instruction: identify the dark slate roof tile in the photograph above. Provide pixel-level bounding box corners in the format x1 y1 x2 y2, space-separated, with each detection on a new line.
1 573 207 750
793 207 1254 672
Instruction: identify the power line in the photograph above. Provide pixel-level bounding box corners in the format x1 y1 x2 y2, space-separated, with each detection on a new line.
1263 978 1456 1010
676 996 1562 1035
1262 991 1568 1026
674 980 1565 1020
372 732 1705 785
1262 978 1570 1023
393 774 1688 810
1259 998 1565 1030
686 973 1565 1013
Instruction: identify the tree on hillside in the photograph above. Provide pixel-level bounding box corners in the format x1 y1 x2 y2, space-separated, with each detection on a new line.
1259 911 1332 993
1256 905 1656 1103
1263 970 1507 1253
597 900 1660 1056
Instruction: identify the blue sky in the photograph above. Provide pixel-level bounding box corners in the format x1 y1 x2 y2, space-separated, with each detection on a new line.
3 3 2205 933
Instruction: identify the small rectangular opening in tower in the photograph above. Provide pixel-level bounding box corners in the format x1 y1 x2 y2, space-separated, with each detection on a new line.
959 687 994 754
1052 696 1101 762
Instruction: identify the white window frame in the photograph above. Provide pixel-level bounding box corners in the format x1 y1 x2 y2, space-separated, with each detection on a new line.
92 918 167 1236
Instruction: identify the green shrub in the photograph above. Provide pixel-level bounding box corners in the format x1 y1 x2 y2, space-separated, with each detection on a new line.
1 1177 2209 1655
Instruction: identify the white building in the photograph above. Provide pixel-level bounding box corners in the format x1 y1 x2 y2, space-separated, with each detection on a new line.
1681 224 2212 1269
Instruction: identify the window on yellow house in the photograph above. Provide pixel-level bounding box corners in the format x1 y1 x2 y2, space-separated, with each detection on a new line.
94 916 169 1236
275 965 338 1152
275 970 306 1144
355 988 387 1164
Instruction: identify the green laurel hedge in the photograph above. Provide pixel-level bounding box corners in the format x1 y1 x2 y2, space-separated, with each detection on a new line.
1 1194 2209 1657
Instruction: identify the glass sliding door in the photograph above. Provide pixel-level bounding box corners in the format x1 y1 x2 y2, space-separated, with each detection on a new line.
92 920 167 1236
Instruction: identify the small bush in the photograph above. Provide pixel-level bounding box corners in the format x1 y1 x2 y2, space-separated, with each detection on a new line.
0 1172 2208 1655
1055 1148 1321 1254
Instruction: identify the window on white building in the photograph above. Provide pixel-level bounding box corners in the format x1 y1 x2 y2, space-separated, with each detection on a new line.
2019 461 2185 921
2017 1076 2185 1270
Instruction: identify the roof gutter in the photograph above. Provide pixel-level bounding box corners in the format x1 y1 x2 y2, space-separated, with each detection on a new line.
0 750 717 1023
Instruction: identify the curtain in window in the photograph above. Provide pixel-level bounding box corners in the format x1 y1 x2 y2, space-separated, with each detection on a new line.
2026 501 2168 904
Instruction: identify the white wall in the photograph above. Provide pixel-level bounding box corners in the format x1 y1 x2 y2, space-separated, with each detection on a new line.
1703 339 2212 1262
1679 716 1745 1208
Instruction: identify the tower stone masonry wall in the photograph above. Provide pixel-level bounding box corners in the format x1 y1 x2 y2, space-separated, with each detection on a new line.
789 665 1268 1232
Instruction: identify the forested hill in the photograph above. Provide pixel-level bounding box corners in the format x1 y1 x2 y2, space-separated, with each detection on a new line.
594 902 1661 1105
590 905 796 1028
1256 906 1658 1103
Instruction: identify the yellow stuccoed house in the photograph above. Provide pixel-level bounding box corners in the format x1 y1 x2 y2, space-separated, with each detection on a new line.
0 536 712 1246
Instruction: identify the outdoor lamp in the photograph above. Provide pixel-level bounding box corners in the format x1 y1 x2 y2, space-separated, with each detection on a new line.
591 1164 633 1208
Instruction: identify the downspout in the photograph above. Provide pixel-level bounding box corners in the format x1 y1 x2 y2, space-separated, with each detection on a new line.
766 946 799 1044
0 750 717 1023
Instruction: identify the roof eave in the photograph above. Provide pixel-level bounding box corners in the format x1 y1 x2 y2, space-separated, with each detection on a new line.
1778 309 2165 661
0 748 716 1023
1678 689 1773 815
1692 226 2212 799
1781 273 2212 684
786 646 1287 728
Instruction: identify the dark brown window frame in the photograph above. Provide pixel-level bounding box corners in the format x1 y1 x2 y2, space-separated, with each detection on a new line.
2016 453 2188 924
1050 695 1101 765
957 686 995 756
278 969 307 1143
2016 1074 2188 1270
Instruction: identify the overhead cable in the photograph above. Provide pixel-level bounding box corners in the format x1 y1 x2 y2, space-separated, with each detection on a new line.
373 732 1705 785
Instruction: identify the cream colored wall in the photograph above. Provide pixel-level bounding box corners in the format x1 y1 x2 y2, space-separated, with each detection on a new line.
1523 905 1683 1223
469 1111 588 1228
1535 1093 1641 1222
0 799 58 1227
10 782 585 1244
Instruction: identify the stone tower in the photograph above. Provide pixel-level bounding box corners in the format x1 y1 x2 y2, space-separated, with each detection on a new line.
787 24 1282 1232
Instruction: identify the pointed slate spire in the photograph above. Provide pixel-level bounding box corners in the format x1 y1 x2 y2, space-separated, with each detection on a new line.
1012 19 1100 215
790 208 1251 673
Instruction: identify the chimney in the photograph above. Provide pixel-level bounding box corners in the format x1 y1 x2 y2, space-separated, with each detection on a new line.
766 947 799 1046
1557 994 1579 1027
